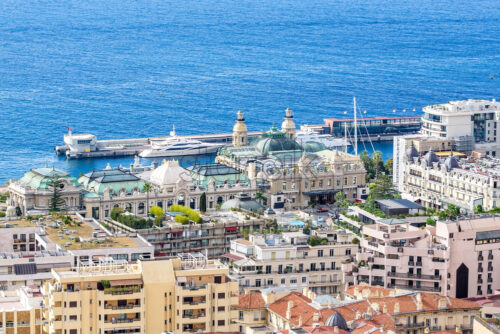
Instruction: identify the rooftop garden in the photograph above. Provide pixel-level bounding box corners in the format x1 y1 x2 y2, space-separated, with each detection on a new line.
169 204 202 224
110 207 155 229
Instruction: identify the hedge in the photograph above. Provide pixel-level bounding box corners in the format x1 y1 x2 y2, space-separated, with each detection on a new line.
169 204 202 224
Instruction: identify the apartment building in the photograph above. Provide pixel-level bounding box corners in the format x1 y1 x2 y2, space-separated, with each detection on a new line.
401 149 500 211
342 216 500 299
0 216 153 291
107 211 271 258
265 285 480 334
0 285 44 334
42 253 239 334
232 291 267 333
226 230 356 295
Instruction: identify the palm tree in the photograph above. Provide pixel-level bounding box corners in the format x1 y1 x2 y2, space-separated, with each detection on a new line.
254 191 265 205
142 183 152 217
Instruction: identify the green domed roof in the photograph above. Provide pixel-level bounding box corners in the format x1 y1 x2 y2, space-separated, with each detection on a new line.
220 193 264 212
255 126 302 155
302 141 328 153
19 168 80 190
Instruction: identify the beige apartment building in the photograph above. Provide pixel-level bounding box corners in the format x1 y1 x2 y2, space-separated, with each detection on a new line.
343 216 500 299
0 286 44 334
226 230 356 295
401 148 500 211
42 254 238 334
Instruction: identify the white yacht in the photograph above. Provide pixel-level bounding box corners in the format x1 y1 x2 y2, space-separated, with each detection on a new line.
296 126 350 150
139 126 223 158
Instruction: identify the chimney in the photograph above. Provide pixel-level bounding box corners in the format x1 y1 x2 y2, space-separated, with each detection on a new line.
394 302 400 314
438 298 448 310
313 312 320 322
379 325 385 332
298 315 302 328
382 303 388 314
286 301 294 319
334 326 339 333
244 288 250 294
455 325 460 333
355 311 361 320
416 293 423 311
371 303 379 313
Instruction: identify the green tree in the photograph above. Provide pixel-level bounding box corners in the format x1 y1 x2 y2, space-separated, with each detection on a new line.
384 158 393 175
426 217 436 226
242 228 250 240
368 174 397 200
474 204 484 214
199 192 207 212
438 204 462 221
334 191 349 208
372 151 385 176
360 150 375 181
48 177 66 212
150 206 165 226
352 237 360 245
142 183 152 216
254 191 266 205
111 207 124 220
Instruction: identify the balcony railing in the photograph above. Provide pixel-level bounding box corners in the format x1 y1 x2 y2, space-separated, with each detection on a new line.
404 322 425 329
183 300 206 305
387 272 440 280
104 304 140 310
182 314 206 319
104 318 140 324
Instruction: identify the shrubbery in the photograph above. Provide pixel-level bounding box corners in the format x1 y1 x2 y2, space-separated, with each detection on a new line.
169 204 202 224
110 207 154 229
175 215 190 224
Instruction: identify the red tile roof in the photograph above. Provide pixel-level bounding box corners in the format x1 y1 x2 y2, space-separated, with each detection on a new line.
303 326 350 334
233 292 266 309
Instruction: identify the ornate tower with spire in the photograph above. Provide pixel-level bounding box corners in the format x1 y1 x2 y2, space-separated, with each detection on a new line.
232 110 248 147
281 107 296 140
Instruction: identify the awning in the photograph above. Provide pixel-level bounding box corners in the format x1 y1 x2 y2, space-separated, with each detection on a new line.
109 279 143 287
222 253 244 261
171 230 183 234
225 226 237 232
304 189 340 196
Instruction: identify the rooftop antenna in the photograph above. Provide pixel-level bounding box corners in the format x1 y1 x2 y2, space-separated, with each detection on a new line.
353 96 358 155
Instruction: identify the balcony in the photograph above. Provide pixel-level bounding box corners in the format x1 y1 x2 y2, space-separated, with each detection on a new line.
404 322 425 329
478 255 484 261
387 284 440 293
182 313 206 319
408 261 415 266
103 285 142 295
387 272 440 280
488 254 494 260
104 304 140 310
416 261 422 266
104 318 140 324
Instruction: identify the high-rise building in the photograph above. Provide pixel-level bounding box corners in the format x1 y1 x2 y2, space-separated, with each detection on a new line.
42 254 238 334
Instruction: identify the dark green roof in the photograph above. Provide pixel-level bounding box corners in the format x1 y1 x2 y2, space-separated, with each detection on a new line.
82 168 140 183
186 164 241 176
255 126 302 155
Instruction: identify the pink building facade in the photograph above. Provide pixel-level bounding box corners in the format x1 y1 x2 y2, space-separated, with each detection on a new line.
342 216 500 298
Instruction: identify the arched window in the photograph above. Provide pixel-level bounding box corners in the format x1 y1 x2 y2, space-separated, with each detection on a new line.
217 196 224 204
190 198 196 209
125 203 133 212
138 203 145 214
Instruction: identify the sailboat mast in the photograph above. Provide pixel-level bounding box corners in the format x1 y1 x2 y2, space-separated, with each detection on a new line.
353 96 358 155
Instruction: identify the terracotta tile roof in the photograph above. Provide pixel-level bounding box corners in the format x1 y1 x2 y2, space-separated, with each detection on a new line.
367 292 480 315
267 289 479 334
302 326 350 334
233 292 266 309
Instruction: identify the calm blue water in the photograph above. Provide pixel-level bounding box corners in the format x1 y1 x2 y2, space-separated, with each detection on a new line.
0 0 499 182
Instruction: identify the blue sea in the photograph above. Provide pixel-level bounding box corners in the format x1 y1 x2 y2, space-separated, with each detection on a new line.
0 0 499 183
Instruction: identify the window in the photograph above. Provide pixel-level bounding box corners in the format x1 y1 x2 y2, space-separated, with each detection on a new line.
281 278 286 284
345 249 351 255
317 250 323 257
353 177 357 184
344 177 347 185
302 277 307 283
254 311 259 321
69 301 77 308
330 249 334 256
239 311 243 320
218 320 225 326
336 179 340 187
218 293 225 299
218 306 225 312
266 265 272 274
